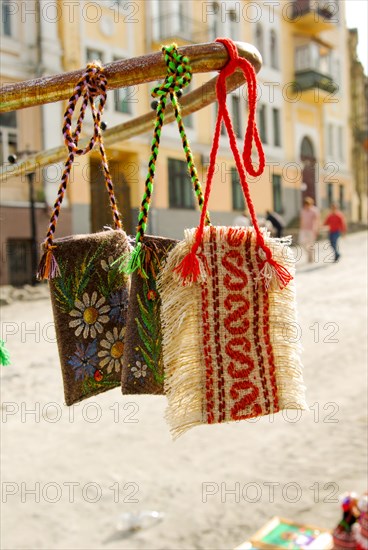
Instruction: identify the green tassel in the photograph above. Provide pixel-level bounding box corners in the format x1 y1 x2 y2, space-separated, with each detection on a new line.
0 340 10 366
125 242 148 278
111 250 131 273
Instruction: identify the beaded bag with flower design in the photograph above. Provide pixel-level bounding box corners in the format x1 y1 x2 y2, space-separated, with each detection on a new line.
119 44 209 395
37 63 131 405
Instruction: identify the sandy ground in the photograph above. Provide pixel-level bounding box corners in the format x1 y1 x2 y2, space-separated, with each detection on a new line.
1 232 367 550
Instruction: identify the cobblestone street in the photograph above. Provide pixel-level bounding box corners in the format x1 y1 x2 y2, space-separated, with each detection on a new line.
1 232 367 550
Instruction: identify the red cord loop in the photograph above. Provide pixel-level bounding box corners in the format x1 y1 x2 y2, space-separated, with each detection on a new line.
174 37 292 290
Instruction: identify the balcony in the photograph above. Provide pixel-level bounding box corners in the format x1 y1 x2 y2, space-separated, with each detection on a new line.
291 0 337 34
151 13 208 46
353 118 368 151
294 42 337 102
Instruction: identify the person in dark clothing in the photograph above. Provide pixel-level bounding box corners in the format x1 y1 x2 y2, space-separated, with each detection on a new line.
266 211 285 238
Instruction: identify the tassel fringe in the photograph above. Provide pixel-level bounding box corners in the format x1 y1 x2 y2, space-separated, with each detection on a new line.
123 241 148 278
37 247 60 280
157 238 204 439
173 250 209 286
264 236 308 412
0 340 11 366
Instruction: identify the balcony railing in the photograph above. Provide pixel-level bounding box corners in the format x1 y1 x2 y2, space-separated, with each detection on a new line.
291 0 336 33
294 69 337 94
294 43 337 99
152 13 208 44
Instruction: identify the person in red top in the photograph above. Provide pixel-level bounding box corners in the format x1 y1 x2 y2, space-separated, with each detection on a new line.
324 203 347 262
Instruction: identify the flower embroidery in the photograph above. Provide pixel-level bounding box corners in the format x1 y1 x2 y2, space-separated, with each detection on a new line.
109 289 129 323
101 256 115 272
98 327 126 374
131 360 147 379
147 289 158 301
69 292 110 339
68 340 99 381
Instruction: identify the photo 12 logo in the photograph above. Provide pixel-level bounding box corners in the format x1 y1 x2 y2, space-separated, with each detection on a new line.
1 481 140 504
202 481 340 504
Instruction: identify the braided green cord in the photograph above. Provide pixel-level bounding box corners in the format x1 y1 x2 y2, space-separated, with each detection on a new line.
170 92 210 226
126 44 209 275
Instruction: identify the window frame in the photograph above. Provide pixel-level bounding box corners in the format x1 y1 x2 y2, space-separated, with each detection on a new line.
258 104 267 144
0 112 18 166
270 29 278 69
231 167 245 211
255 23 264 63
272 174 283 214
272 107 281 147
327 182 334 206
168 158 195 209
1 0 13 37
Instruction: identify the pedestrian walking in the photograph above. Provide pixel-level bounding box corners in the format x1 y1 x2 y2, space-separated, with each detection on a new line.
324 203 347 262
266 210 286 238
299 197 320 263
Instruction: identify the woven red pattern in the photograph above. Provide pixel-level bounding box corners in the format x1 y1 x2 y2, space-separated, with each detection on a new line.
200 227 280 423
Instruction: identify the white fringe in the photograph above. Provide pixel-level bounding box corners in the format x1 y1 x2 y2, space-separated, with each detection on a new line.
157 233 204 439
265 235 308 411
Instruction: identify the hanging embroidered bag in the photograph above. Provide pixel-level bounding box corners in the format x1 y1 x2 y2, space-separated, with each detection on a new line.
120 45 210 395
157 38 308 438
37 63 132 405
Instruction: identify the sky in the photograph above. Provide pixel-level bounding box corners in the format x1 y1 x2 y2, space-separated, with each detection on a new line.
345 0 368 74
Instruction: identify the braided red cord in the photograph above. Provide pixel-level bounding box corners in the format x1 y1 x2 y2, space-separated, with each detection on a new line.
37 62 121 280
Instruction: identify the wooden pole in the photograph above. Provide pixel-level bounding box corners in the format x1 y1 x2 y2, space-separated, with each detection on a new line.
0 71 246 181
0 41 261 112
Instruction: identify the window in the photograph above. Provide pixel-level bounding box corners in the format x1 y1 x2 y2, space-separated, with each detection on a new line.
301 136 314 159
232 95 241 138
215 103 226 135
272 108 281 147
327 123 334 156
1 0 12 36
327 182 334 206
182 82 193 128
270 30 278 69
255 24 264 62
114 87 134 114
0 112 17 165
258 105 267 144
339 184 344 210
7 239 33 286
210 2 220 40
168 158 194 208
86 48 104 63
154 0 188 41
337 126 344 161
0 112 17 128
272 174 283 214
113 56 136 114
229 9 239 41
232 168 245 211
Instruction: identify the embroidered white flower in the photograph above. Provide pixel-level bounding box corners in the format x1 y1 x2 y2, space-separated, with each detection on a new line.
98 326 126 374
69 292 110 339
131 360 147 379
101 256 115 272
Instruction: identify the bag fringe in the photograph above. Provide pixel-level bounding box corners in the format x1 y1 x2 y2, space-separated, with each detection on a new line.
37 247 60 280
265 236 308 411
157 237 204 439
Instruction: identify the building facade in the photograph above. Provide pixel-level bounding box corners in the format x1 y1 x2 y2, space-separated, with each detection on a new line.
348 28 368 223
0 0 359 285
0 0 71 285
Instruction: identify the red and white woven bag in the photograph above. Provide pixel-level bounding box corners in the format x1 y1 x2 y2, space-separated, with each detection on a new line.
157 38 308 438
